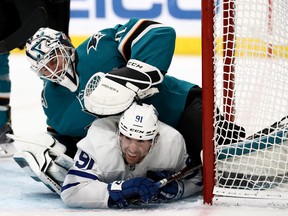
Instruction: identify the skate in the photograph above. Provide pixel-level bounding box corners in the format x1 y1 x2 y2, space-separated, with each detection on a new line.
0 124 16 157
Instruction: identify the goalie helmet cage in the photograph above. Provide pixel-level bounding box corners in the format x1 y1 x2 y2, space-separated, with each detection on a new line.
202 0 288 207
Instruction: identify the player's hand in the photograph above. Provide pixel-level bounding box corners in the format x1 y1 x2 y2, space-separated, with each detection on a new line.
147 170 184 201
107 177 158 208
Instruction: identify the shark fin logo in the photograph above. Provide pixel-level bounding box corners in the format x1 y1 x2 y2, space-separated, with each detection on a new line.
87 32 105 53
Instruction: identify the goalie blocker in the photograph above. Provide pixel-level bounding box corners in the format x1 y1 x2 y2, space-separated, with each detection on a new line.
84 59 163 115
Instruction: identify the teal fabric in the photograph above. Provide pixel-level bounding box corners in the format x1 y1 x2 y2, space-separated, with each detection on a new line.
41 18 195 137
0 53 11 127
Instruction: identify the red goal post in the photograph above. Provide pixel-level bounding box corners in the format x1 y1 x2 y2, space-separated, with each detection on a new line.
201 0 215 205
202 0 288 206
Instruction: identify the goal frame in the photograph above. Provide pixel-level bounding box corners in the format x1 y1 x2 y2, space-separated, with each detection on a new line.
201 0 287 206
201 0 215 205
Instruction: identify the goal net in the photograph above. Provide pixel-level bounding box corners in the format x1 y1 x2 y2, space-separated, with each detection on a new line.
202 0 288 206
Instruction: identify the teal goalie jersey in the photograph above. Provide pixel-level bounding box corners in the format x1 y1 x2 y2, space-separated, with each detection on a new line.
41 18 196 137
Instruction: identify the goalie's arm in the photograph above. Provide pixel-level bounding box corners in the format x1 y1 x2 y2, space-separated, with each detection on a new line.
83 18 176 115
116 18 176 74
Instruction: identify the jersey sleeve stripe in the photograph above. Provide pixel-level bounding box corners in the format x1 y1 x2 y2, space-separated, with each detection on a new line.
61 182 80 192
67 169 99 180
118 19 160 61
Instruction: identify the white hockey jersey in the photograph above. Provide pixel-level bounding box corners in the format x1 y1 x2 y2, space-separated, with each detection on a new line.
61 116 202 208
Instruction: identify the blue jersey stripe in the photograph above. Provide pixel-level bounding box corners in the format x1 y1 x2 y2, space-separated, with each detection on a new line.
67 169 99 180
61 182 80 192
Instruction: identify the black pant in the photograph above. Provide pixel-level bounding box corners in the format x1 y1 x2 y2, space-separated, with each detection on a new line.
177 86 203 166
0 0 70 46
177 86 246 166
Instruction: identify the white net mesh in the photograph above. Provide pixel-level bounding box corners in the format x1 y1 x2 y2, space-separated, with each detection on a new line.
213 0 288 199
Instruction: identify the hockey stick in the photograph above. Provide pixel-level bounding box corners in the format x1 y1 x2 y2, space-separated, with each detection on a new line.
9 132 202 184
216 115 288 190
0 7 47 53
155 163 202 188
128 163 202 205
217 114 288 160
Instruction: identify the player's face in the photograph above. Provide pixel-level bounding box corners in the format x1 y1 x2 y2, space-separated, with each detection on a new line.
39 49 67 81
120 134 152 165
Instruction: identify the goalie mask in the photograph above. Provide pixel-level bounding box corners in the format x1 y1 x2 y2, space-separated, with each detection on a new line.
26 27 79 92
119 102 159 142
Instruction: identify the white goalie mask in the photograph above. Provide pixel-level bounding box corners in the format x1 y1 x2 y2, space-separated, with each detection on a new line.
119 102 159 141
26 27 79 92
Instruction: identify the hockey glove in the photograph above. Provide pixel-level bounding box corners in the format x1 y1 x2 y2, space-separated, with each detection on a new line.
147 170 184 202
107 177 158 208
84 59 163 115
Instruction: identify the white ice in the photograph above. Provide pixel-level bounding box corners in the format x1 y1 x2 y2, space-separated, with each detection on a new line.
1 54 288 216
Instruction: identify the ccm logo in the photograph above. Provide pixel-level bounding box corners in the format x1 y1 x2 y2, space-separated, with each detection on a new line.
130 128 144 134
127 61 143 69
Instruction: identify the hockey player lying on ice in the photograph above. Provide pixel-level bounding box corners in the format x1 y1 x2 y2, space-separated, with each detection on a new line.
60 102 202 208
11 18 245 208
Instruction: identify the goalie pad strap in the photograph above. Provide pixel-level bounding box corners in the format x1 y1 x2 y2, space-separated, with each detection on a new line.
107 67 151 91
126 59 163 85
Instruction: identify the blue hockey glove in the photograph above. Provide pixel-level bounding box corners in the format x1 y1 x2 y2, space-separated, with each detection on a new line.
147 170 184 202
107 177 158 208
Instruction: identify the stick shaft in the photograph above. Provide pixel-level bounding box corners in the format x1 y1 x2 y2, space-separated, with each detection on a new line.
155 164 202 188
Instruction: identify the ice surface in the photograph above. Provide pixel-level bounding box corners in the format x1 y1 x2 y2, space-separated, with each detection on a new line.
1 54 288 215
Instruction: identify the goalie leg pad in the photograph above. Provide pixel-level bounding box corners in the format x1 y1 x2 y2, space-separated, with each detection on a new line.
13 151 43 182
0 142 16 158
13 151 68 195
47 159 69 184
13 151 62 194
12 133 73 195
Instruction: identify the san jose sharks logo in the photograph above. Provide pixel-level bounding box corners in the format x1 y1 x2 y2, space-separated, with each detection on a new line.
87 32 105 54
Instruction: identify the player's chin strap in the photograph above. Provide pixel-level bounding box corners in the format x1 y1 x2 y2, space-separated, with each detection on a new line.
84 59 163 115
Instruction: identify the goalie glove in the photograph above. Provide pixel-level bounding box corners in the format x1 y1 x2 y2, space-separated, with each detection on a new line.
84 59 163 115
